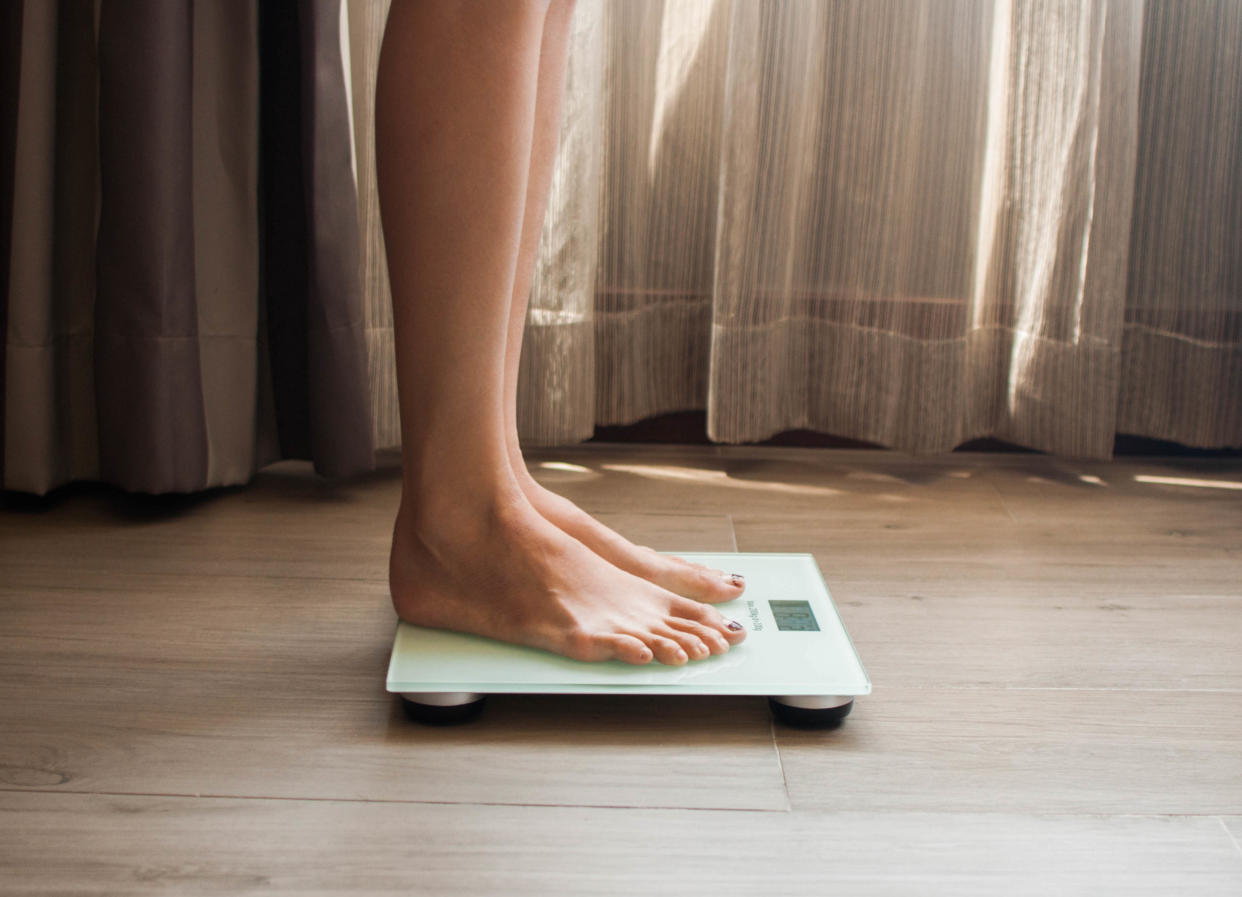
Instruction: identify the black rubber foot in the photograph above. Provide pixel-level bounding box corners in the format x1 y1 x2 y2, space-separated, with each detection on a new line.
401 696 488 725
768 698 853 729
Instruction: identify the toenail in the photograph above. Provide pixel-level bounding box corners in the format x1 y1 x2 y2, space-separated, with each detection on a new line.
721 572 745 586
726 620 744 632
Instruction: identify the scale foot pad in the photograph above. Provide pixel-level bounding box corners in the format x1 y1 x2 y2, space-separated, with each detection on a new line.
399 695 856 728
400 696 487 725
768 697 853 729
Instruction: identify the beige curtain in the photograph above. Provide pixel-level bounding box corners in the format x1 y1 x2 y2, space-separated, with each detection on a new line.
348 0 1239 460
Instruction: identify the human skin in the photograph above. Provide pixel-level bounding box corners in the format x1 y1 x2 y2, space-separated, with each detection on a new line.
376 0 746 665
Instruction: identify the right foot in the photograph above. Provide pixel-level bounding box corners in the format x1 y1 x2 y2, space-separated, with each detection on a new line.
389 487 747 665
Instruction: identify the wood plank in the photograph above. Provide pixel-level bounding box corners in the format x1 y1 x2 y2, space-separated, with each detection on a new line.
809 578 1242 691
0 684 784 809
730 456 1242 690
0 505 737 588
0 471 766 812
3 792 1242 896
975 455 1242 527
5 445 1242 894
0 512 782 812
731 506 1241 582
775 687 1242 814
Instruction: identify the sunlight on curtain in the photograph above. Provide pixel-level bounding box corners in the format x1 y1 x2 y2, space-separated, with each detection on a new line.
345 0 397 451
516 0 604 444
347 0 1240 459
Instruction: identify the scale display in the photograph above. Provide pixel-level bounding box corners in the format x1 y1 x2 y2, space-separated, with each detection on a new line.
769 599 820 631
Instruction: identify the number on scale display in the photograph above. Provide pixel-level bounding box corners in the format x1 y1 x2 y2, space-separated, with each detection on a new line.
769 600 820 632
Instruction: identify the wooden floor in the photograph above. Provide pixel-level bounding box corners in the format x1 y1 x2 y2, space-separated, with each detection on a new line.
2 444 1241 895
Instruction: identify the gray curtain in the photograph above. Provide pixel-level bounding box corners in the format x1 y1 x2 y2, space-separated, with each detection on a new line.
354 0 1240 459
2 0 372 495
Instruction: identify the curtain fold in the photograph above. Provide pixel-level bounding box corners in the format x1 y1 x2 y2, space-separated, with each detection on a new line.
6 0 101 494
295 0 374 476
95 0 210 492
3 0 1239 495
1118 0 1242 447
0 0 24 488
3 0 371 494
261 0 374 479
507 0 1237 456
344 0 399 453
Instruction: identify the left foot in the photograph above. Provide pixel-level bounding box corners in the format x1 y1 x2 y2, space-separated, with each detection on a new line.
512 462 746 605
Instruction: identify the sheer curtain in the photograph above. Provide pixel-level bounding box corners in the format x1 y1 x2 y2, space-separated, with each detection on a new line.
352 0 1240 460
4 0 1239 495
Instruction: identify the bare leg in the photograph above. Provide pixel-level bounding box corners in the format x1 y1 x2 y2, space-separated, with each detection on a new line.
377 0 745 665
501 0 745 603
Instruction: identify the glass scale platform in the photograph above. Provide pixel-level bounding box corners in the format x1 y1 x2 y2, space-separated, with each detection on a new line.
387 552 870 727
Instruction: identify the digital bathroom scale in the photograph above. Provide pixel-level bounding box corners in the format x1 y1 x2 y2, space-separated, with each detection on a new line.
386 552 870 728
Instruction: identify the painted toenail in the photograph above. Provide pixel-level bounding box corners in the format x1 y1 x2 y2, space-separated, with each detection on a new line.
726 620 744 632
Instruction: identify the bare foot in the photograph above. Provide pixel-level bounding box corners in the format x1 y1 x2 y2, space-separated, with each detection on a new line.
511 465 747 604
389 486 747 665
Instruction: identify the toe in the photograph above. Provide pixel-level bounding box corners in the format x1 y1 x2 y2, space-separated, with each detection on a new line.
643 553 745 604
645 635 689 666
658 625 710 660
667 618 730 655
595 633 653 665
678 560 746 603
719 615 747 644
676 599 748 645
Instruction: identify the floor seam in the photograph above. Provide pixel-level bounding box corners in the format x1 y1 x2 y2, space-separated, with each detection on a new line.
978 469 1021 524
1220 817 1242 860
3 788 1238 820
0 787 791 814
770 720 793 813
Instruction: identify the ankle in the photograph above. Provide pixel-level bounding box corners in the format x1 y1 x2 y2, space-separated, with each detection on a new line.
396 471 528 550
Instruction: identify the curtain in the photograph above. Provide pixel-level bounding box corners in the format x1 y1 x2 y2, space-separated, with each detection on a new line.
2 0 372 495
1120 0 1242 446
4 0 1240 495
480 0 1237 457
